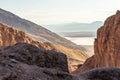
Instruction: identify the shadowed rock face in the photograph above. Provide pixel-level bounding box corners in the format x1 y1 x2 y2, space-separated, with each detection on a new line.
72 10 120 73
2 43 69 72
78 68 120 80
0 43 75 80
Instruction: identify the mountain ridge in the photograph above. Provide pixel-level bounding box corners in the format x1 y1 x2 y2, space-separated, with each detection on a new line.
0 8 89 72
44 21 103 33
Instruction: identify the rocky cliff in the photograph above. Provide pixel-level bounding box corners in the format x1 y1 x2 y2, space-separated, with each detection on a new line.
0 23 52 50
73 10 120 73
94 10 120 67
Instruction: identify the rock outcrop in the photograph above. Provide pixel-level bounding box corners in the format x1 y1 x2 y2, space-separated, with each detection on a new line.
0 43 75 80
94 10 120 67
73 10 120 73
0 23 52 50
2 43 69 72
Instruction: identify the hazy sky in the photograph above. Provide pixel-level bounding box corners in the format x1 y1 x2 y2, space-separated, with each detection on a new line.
0 0 119 25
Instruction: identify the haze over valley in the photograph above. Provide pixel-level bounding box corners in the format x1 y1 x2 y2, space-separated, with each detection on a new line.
44 21 103 45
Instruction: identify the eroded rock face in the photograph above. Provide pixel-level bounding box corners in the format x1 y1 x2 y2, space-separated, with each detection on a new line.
94 10 120 67
73 10 120 73
0 23 53 50
0 43 74 80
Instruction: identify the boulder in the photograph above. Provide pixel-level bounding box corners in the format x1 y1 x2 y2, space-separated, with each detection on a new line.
0 43 75 80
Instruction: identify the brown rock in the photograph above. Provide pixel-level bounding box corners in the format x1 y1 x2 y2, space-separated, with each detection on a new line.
72 56 95 73
0 23 52 50
73 10 120 73
94 10 120 67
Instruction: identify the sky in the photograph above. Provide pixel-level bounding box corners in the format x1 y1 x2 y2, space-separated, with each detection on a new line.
0 0 120 25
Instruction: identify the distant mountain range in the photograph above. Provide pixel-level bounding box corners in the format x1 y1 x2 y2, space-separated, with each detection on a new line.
44 21 103 37
45 21 103 32
60 32 96 37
